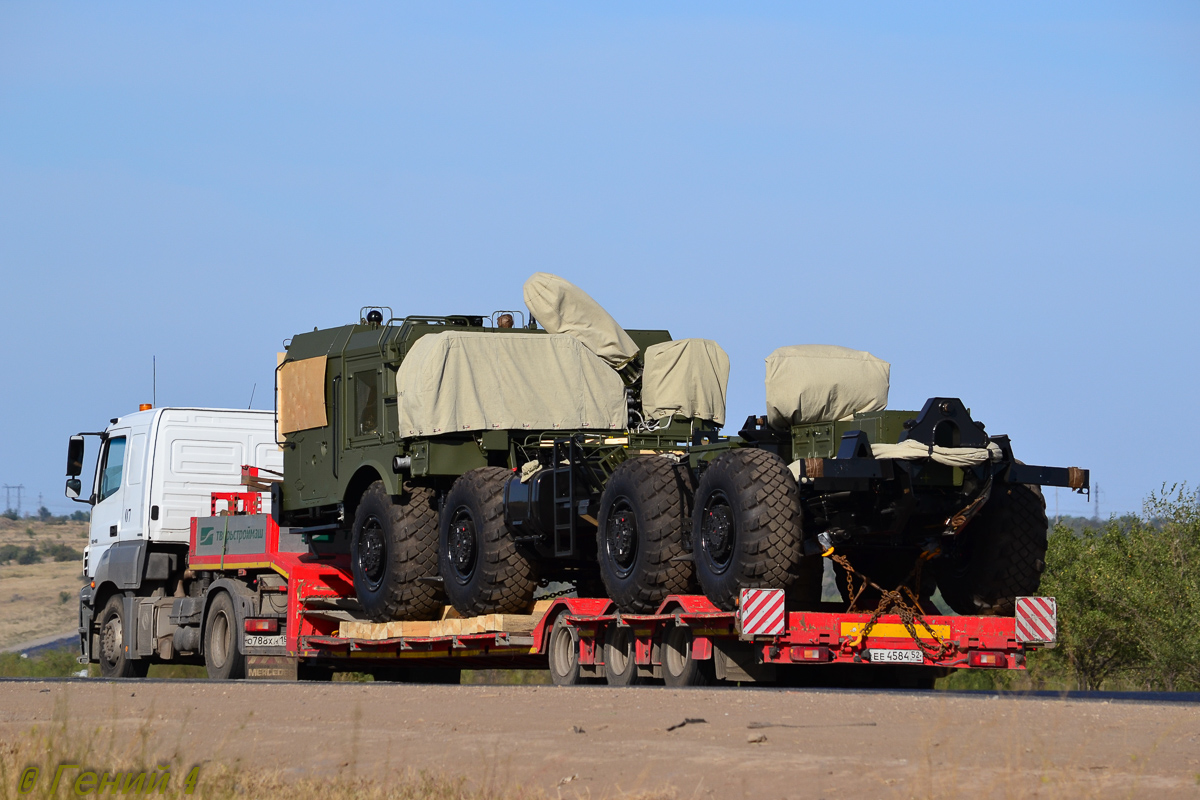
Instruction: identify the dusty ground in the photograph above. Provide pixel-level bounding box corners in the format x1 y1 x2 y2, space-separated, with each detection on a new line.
0 519 87 651
1 680 1197 798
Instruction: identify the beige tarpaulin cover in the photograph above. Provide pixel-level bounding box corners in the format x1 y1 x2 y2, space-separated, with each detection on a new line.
523 273 639 369
397 331 627 437
641 339 730 425
765 345 890 429
278 355 328 434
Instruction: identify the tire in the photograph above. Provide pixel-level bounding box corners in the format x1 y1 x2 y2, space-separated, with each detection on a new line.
603 623 642 686
439 467 537 616
96 595 149 678
691 448 806 610
204 591 245 680
351 480 444 622
660 622 714 687
547 615 584 686
936 482 1048 616
597 457 695 613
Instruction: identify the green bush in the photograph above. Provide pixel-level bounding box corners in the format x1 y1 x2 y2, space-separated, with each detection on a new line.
0 543 20 563
1037 486 1200 691
16 545 42 565
40 541 82 562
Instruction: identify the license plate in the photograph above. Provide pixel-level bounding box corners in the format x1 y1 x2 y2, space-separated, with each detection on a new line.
867 648 923 664
244 634 286 648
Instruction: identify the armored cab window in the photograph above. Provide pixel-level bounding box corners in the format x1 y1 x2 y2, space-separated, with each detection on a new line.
99 436 126 502
354 370 379 436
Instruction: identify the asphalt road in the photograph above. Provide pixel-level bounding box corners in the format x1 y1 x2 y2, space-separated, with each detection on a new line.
2 679 1198 798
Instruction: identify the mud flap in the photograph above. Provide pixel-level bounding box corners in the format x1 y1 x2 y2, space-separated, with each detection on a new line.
246 655 299 680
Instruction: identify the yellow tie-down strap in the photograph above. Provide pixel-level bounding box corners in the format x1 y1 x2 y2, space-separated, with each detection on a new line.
841 622 951 641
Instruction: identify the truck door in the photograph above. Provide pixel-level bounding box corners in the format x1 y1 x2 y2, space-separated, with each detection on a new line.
88 430 129 572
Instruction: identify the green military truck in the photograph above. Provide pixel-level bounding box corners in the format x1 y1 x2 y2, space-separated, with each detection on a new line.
274 274 729 620
686 345 1089 617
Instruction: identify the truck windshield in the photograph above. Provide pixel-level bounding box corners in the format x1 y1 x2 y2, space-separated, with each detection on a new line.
99 436 126 502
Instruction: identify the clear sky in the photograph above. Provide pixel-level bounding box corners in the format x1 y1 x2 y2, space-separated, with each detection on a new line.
1 3 1196 518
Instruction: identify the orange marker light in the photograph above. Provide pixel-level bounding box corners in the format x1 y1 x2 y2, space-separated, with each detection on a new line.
139 403 152 411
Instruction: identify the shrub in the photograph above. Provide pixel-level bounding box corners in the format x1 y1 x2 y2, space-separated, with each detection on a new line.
40 542 82 562
0 544 20 563
16 546 42 565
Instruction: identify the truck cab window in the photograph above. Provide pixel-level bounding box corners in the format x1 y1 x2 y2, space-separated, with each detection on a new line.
99 436 126 502
354 371 379 436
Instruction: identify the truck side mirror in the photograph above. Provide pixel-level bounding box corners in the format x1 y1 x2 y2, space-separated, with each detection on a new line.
67 435 85 477
65 478 82 499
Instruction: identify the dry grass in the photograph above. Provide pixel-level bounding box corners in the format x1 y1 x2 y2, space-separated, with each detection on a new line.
0 520 86 652
0 693 677 800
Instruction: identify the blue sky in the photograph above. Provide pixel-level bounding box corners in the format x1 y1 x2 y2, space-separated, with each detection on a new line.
1 3 1196 517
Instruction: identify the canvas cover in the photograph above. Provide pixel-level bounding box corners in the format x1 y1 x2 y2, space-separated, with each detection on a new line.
641 339 730 425
397 331 627 437
522 272 640 369
765 345 890 429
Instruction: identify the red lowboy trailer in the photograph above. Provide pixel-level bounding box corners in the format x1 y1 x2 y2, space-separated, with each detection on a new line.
181 477 1056 686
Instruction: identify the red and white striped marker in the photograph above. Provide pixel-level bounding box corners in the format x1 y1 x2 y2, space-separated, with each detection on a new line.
1015 597 1057 643
739 588 786 636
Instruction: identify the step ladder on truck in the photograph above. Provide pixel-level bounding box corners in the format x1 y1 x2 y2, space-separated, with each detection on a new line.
185 467 1058 686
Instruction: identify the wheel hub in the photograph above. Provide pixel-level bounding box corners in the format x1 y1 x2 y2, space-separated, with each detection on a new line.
449 513 477 579
607 503 637 572
100 616 121 664
701 497 735 571
358 517 386 583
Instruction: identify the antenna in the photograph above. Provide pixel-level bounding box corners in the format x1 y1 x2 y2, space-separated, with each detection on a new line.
153 356 157 407
248 383 256 409
1093 482 1102 521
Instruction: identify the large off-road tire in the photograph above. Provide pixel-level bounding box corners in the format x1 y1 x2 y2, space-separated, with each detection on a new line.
439 467 537 616
597 456 695 613
351 480 444 622
691 448 806 610
936 482 1048 616
204 591 246 680
96 595 150 679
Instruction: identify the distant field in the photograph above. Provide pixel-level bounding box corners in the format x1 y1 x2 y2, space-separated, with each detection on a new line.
0 517 88 651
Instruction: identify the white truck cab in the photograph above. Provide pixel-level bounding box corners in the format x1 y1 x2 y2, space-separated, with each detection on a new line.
66 407 281 675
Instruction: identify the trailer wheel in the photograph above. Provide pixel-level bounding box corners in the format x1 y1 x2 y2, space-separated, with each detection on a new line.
204 591 245 680
691 448 805 610
439 467 537 615
547 615 585 686
660 622 713 687
597 456 695 614
603 623 642 686
352 480 444 622
936 481 1048 616
96 595 149 679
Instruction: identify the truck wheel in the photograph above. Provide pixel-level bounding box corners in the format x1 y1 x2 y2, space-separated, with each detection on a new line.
547 614 584 686
439 467 537 615
691 449 805 610
660 622 714 687
204 591 246 680
936 482 1048 616
96 596 149 678
603 623 642 686
352 480 444 622
597 456 695 614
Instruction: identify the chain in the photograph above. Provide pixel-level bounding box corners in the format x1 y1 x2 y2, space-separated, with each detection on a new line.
832 552 956 661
